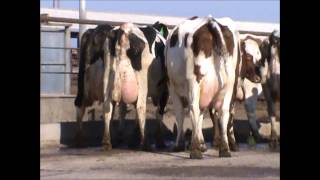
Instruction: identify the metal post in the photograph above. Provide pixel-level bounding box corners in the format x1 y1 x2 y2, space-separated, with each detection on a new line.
64 25 71 94
53 0 59 8
79 0 86 43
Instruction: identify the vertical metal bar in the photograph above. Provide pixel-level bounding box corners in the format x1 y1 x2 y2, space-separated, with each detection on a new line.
64 25 71 94
53 0 59 8
79 0 86 42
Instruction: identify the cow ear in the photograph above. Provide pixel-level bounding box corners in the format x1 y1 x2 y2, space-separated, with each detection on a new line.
152 21 169 39
241 34 263 46
259 39 270 62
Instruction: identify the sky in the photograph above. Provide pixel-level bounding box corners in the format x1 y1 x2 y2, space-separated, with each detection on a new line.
40 0 279 23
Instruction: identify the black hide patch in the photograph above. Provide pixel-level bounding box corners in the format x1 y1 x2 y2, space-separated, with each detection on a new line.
75 24 113 107
139 26 156 54
88 24 113 65
155 40 166 71
184 33 189 47
170 28 179 47
109 28 124 57
188 16 198 20
126 33 146 71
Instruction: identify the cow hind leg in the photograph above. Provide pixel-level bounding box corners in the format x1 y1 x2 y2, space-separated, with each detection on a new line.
198 113 207 152
136 93 152 151
155 91 169 149
218 109 232 157
210 109 220 149
117 101 127 143
171 91 185 152
269 115 279 150
266 100 279 150
74 105 86 147
188 84 203 159
227 111 239 152
102 101 113 151
189 105 203 159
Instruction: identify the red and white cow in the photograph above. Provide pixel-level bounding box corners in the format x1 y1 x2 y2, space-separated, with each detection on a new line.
212 34 265 151
218 31 280 150
165 16 261 159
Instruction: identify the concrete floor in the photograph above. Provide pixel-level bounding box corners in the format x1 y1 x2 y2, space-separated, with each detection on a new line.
41 144 279 180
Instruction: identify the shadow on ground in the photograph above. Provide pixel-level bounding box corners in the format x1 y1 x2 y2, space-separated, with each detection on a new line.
60 118 271 148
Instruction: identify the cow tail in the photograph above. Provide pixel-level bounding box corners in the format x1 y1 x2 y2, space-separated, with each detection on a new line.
74 32 89 107
208 19 229 89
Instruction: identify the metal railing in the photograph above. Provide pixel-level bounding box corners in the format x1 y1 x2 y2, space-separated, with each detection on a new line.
41 14 274 37
40 44 79 96
40 13 275 97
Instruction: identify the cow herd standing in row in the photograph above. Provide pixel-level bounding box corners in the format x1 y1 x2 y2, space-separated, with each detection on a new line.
73 15 280 159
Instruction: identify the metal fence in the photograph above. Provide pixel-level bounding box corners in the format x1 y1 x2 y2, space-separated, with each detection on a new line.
40 13 275 97
41 26 79 96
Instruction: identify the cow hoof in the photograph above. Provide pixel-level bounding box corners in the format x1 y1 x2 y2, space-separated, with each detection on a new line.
141 143 153 152
199 143 207 152
102 144 112 151
140 138 153 152
173 145 185 152
155 140 167 150
190 150 203 159
212 141 220 150
229 143 239 152
269 140 278 150
219 150 231 158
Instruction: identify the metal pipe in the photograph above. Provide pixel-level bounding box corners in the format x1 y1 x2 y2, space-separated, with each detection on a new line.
41 47 79 50
41 72 79 74
40 15 172 27
64 26 71 95
53 0 59 8
41 63 66 66
40 15 272 36
79 0 87 42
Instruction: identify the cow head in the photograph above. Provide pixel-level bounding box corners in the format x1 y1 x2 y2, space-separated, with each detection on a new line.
240 35 263 83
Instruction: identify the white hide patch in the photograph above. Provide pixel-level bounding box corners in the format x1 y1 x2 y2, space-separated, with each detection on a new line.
272 59 280 75
175 17 212 47
243 78 263 99
194 52 213 76
244 40 261 63
122 23 148 44
216 17 236 32
271 47 280 75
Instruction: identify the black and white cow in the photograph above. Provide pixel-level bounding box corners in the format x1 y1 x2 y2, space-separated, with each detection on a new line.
259 30 280 148
165 16 261 159
74 22 169 150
